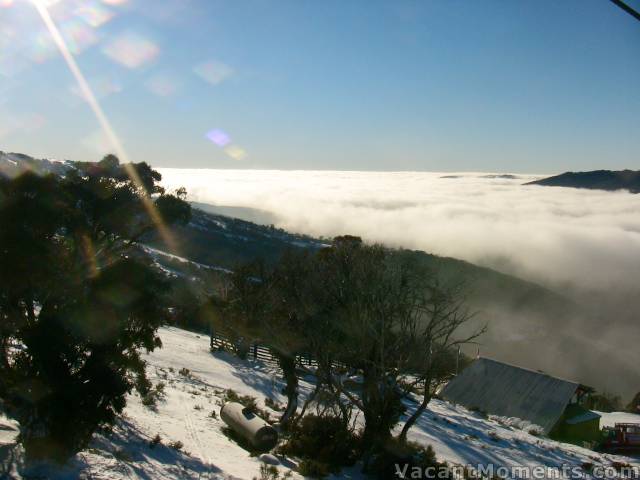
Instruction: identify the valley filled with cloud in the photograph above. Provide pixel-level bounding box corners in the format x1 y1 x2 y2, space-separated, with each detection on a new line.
160 169 640 397
160 169 640 293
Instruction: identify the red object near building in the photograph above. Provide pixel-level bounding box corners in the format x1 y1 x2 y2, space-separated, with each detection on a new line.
602 423 640 454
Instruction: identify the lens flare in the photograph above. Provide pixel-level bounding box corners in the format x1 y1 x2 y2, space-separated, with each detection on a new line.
31 0 177 252
70 75 122 100
224 145 247 161
145 74 179 97
59 17 98 54
81 234 99 277
193 60 233 86
28 30 58 63
75 2 114 28
205 129 231 147
103 32 159 69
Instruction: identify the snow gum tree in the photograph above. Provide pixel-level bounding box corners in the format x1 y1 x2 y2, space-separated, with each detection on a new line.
303 237 484 465
213 235 483 465
211 251 316 429
0 155 191 461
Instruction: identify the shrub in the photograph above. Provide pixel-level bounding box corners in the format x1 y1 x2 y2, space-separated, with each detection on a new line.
254 463 280 480
168 440 184 451
279 414 359 476
224 389 257 410
298 459 331 478
369 438 448 480
141 392 157 408
141 382 166 409
611 461 631 473
114 447 133 462
581 462 594 473
222 389 272 422
265 397 284 412
468 406 488 418
527 426 542 437
149 433 162 449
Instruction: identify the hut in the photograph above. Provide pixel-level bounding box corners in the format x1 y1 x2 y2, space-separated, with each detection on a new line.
441 357 599 444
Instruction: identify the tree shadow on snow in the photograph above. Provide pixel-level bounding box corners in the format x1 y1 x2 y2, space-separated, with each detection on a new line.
402 399 589 470
84 418 229 480
211 350 284 399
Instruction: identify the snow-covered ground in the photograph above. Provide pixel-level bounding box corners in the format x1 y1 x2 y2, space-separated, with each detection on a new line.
1 327 638 479
140 244 233 275
598 412 640 429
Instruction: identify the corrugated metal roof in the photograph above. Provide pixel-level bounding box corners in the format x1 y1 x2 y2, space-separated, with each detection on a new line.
441 357 579 434
565 410 601 425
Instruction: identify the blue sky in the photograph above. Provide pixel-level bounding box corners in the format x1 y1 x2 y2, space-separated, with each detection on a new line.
1 0 639 172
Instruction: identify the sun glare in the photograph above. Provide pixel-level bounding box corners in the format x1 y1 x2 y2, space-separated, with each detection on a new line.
30 0 178 252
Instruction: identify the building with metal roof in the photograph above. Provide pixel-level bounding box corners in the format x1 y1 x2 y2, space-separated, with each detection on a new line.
440 357 598 437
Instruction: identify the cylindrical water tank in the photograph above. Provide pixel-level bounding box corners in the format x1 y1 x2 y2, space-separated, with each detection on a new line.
220 402 278 451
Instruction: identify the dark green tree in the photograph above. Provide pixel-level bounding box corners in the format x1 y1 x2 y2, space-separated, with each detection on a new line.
584 392 623 413
0 155 190 461
627 392 640 413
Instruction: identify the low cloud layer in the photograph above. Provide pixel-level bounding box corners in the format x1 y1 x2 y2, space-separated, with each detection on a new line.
159 169 640 294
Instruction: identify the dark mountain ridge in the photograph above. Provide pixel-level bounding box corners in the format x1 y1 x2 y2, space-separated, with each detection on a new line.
526 169 640 193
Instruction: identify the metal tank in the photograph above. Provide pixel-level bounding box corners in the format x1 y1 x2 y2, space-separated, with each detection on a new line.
220 402 278 451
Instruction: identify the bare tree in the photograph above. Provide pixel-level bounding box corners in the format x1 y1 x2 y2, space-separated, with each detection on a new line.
308 237 484 454
397 277 484 442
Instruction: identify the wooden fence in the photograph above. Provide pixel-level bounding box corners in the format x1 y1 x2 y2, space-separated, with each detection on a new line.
209 332 431 395
209 332 350 372
210 333 319 368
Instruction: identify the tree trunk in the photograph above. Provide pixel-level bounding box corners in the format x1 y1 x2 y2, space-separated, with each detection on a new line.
295 382 320 427
276 352 298 429
361 406 394 473
362 409 392 445
360 369 395 472
399 392 432 442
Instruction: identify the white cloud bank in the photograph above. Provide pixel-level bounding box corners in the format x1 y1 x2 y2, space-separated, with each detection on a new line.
158 169 640 294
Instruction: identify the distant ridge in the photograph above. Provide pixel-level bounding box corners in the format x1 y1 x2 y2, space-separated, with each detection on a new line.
0 150 74 178
526 169 640 194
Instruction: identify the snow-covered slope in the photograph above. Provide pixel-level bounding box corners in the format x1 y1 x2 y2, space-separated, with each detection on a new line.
1 327 638 479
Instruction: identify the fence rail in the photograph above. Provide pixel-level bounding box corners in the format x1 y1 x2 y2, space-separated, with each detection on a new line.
209 332 437 396
209 333 344 371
